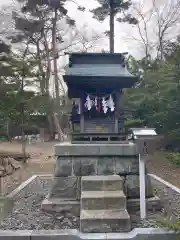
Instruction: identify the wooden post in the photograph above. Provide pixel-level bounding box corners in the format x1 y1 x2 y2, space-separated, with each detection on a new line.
80 115 84 133
139 153 146 219
80 99 84 133
115 92 120 133
136 138 149 220
136 136 158 219
115 117 118 133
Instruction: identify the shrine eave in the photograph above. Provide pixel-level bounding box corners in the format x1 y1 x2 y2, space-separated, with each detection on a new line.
64 75 137 88
64 75 138 98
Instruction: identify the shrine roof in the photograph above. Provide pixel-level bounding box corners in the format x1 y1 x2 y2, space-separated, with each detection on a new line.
63 52 138 97
65 64 134 78
67 52 126 63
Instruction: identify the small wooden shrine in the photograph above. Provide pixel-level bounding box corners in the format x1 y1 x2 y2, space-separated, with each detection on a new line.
63 52 137 142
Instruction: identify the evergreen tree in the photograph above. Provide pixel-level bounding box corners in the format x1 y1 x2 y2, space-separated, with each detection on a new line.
91 0 137 52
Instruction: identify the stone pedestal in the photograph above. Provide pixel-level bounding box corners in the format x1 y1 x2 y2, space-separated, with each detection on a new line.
41 142 158 216
53 143 153 199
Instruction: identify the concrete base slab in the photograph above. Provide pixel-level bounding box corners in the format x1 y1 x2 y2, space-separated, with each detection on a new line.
127 196 161 212
0 229 177 240
0 174 177 239
0 230 32 239
81 191 126 210
41 196 161 217
80 209 131 233
41 197 80 217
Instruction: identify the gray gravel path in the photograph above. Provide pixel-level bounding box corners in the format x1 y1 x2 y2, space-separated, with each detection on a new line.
0 175 179 230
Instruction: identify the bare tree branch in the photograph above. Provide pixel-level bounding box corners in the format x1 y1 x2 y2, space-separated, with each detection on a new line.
125 0 180 60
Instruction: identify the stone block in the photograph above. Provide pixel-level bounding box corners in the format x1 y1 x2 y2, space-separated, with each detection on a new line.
97 158 114 175
123 144 137 156
49 177 79 199
73 159 81 176
0 197 14 221
127 196 162 212
114 157 139 175
55 157 72 177
81 175 123 191
41 198 80 216
55 143 99 156
55 143 137 157
81 191 126 210
73 158 96 176
126 175 154 198
80 209 131 233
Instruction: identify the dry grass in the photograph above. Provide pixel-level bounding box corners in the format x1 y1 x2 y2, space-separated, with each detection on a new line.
147 152 180 187
0 141 56 196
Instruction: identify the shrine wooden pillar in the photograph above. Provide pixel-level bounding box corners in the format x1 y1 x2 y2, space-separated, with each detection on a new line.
114 92 120 133
80 99 84 133
80 115 84 133
115 116 118 133
115 90 124 133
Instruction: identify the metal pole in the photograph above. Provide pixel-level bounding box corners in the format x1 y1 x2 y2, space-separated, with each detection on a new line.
139 153 146 219
109 0 114 53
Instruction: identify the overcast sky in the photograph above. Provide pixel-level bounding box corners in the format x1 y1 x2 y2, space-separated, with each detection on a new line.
0 0 173 59
0 0 173 94
66 0 146 57
66 0 168 58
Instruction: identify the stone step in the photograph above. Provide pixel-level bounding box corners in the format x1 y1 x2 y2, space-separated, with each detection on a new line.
49 177 79 199
81 190 126 210
80 209 131 233
41 197 80 216
81 175 123 191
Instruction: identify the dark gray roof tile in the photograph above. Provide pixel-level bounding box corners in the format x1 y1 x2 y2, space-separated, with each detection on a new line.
65 64 134 77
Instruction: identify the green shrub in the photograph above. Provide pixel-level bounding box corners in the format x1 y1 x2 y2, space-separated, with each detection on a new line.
124 119 145 130
157 218 180 236
166 152 180 166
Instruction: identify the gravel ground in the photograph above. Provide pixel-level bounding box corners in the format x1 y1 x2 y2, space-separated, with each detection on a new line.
151 177 180 222
131 177 180 228
0 175 179 230
0 177 79 230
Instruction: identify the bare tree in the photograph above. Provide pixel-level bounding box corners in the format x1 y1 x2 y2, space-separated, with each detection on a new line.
124 0 180 60
0 2 104 141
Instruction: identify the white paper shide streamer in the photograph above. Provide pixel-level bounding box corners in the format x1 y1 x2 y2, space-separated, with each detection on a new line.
84 95 93 111
84 94 115 113
102 97 108 113
107 95 115 112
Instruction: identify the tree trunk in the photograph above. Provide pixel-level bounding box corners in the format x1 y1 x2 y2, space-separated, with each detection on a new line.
41 30 55 139
47 114 54 140
21 80 26 162
52 9 60 106
36 40 45 95
21 46 29 163
53 113 64 142
109 0 115 53
51 9 64 141
6 117 11 142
